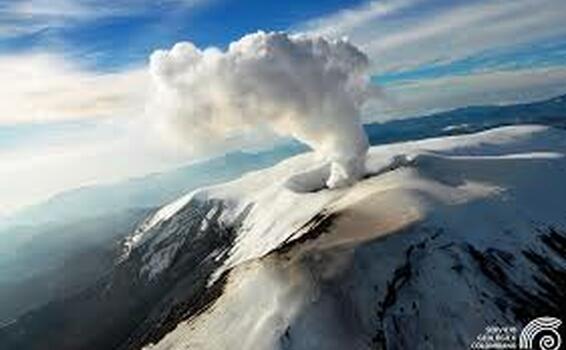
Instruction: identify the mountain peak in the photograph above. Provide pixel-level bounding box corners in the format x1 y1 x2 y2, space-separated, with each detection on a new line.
3 125 566 350
126 125 566 349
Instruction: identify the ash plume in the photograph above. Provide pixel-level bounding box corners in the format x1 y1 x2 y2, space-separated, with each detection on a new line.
148 31 374 188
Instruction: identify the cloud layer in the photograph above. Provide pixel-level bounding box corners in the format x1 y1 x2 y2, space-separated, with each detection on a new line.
0 54 147 125
149 31 374 187
0 0 210 37
300 0 566 73
298 0 566 120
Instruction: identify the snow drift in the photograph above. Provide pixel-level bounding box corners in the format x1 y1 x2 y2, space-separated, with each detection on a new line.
148 31 373 188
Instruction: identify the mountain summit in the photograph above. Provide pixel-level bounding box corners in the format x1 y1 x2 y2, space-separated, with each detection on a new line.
2 125 566 350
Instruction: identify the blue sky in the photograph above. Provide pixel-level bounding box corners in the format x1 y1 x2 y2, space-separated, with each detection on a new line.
0 0 365 69
374 38 566 85
1 0 566 215
2 0 566 121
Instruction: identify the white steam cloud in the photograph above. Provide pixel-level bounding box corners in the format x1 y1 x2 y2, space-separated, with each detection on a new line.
148 31 374 188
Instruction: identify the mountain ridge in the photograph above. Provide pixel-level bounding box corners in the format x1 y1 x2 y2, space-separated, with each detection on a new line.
2 125 565 349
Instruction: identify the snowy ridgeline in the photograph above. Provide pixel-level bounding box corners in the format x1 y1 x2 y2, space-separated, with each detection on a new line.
124 125 566 350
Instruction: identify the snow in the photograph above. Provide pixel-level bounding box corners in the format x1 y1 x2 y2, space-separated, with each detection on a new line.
144 258 315 350
121 191 196 259
129 125 566 280
131 125 566 349
208 125 566 277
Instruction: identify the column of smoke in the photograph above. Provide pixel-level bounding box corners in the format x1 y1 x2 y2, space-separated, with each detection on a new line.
148 31 374 188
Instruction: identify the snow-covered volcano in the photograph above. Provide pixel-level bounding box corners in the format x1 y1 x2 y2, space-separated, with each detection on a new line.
129 125 566 350
3 125 565 350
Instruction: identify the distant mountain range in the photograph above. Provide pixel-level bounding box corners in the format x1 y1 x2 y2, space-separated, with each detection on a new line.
364 93 566 144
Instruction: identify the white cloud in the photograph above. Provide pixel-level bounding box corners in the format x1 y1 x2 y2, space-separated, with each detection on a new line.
0 0 106 37
0 0 212 37
0 53 148 125
8 0 95 18
299 0 421 38
298 0 566 120
0 53 170 216
0 116 194 217
301 0 566 73
2 0 209 18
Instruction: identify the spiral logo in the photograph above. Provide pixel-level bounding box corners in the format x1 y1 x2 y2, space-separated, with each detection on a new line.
519 317 562 350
